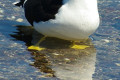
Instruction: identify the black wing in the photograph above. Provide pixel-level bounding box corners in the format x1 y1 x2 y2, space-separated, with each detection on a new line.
16 0 63 26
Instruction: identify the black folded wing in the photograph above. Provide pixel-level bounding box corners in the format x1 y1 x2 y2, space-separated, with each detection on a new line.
16 0 63 26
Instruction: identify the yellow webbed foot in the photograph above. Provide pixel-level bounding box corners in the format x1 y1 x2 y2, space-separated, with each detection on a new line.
28 45 45 51
71 44 90 49
28 36 47 51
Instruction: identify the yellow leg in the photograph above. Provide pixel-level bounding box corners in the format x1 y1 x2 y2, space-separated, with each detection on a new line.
70 41 90 49
28 36 47 51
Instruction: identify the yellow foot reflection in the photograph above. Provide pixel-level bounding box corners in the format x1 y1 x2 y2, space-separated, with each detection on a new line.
71 44 90 49
28 45 45 51
28 36 47 51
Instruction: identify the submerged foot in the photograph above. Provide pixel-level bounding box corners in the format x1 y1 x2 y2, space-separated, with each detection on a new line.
28 36 47 51
28 45 45 51
70 41 90 49
70 44 89 49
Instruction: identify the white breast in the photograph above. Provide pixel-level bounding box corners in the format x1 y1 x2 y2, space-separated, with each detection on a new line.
34 0 100 41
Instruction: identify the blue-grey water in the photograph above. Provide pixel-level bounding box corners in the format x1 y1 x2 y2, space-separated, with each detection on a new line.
0 0 120 80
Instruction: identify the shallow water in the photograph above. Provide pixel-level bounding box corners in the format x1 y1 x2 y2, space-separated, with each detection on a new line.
0 0 120 80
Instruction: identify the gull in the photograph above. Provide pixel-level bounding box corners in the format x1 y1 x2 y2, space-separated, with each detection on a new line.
15 0 100 50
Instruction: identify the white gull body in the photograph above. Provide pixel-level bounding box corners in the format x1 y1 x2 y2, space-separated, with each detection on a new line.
33 0 99 41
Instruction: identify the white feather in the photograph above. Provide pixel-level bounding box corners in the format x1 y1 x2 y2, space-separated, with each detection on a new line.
34 0 100 41
23 0 27 6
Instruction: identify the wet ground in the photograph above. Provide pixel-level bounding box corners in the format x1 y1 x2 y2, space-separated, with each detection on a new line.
0 0 120 80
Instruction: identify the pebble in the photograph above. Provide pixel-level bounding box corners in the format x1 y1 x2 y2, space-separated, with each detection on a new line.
0 15 4 18
7 16 16 20
0 9 4 13
102 39 110 43
64 58 70 61
12 2 19 5
16 18 23 22
52 53 59 56
115 63 120 66
11 16 16 19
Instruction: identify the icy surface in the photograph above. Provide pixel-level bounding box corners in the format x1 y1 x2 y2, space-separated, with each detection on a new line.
0 0 120 80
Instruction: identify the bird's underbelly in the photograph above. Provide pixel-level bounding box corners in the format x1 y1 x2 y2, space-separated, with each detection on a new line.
34 19 99 41
34 5 99 41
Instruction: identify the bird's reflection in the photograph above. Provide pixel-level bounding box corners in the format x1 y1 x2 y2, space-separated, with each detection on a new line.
10 25 96 80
